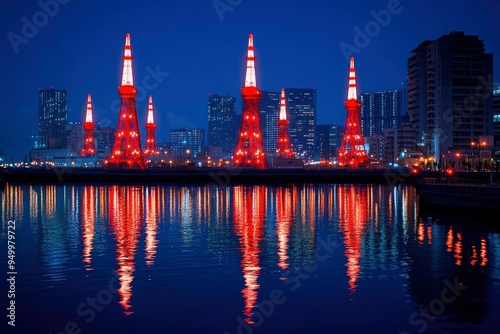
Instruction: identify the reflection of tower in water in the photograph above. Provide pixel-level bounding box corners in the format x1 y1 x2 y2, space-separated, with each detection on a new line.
145 186 159 267
276 186 293 271
81 186 95 271
233 186 265 325
338 185 368 294
108 186 143 316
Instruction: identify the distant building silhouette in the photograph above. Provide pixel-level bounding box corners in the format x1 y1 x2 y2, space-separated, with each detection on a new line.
208 94 236 155
286 88 316 159
360 89 407 137
170 128 205 158
260 91 281 155
494 86 500 147
316 125 341 161
408 31 494 158
38 88 68 149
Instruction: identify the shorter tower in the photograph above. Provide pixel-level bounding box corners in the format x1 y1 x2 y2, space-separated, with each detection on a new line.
144 95 159 159
276 88 294 158
234 34 266 168
338 57 368 167
81 94 95 157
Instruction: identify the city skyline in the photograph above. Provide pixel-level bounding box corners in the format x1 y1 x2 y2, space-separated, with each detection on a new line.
1 0 500 161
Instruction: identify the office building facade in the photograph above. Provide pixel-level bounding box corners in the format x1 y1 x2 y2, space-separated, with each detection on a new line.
208 94 236 155
170 128 205 158
38 88 68 149
407 31 494 158
260 91 281 155
360 89 406 137
286 88 316 158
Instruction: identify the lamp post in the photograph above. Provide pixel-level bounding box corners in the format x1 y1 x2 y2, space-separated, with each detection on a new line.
471 140 487 171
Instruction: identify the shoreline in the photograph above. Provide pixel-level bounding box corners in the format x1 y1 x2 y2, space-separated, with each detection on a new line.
1 167 416 186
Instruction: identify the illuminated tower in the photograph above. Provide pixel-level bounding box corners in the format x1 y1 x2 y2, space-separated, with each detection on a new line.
105 33 145 169
234 34 266 168
338 57 367 167
276 88 294 158
144 95 159 160
81 94 95 156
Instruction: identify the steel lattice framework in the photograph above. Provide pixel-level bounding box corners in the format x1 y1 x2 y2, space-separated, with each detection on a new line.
81 94 95 157
144 95 159 160
105 33 145 169
234 34 266 169
276 88 294 158
338 57 367 168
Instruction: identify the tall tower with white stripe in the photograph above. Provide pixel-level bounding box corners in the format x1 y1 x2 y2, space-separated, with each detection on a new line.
338 57 367 167
105 33 145 169
81 94 95 157
234 34 266 168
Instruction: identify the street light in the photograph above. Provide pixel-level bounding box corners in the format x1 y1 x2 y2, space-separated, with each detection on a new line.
471 140 487 171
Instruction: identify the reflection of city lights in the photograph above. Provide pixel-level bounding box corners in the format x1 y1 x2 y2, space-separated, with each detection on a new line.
480 238 488 267
446 227 453 252
417 222 425 244
276 187 293 271
109 186 143 316
454 232 463 266
82 186 95 271
233 186 265 325
145 187 159 267
338 186 368 294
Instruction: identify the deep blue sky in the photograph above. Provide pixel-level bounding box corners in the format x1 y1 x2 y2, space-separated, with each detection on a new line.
1 0 499 161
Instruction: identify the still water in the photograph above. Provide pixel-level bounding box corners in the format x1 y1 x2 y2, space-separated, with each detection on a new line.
0 183 499 334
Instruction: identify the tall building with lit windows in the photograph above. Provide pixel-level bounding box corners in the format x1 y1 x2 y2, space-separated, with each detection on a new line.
494 86 500 147
260 91 281 155
38 88 68 149
408 31 494 157
208 94 236 154
170 128 205 158
360 89 406 137
286 88 316 158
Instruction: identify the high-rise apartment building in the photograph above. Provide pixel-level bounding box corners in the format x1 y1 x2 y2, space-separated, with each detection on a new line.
493 86 500 147
408 31 494 157
208 94 236 154
38 88 68 149
360 89 406 137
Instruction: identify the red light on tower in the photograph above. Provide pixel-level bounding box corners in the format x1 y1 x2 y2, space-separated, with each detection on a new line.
144 95 159 160
81 94 95 157
234 34 266 169
338 57 368 168
276 88 294 158
105 33 145 169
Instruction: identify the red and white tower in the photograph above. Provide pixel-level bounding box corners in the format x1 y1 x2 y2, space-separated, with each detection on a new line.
105 33 145 169
144 95 159 160
276 88 294 158
234 34 266 169
81 94 95 157
338 57 367 167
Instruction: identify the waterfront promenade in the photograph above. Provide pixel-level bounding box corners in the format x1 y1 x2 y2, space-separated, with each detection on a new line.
413 172 500 213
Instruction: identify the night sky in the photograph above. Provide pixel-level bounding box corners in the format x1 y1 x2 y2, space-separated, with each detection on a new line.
1 0 499 161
